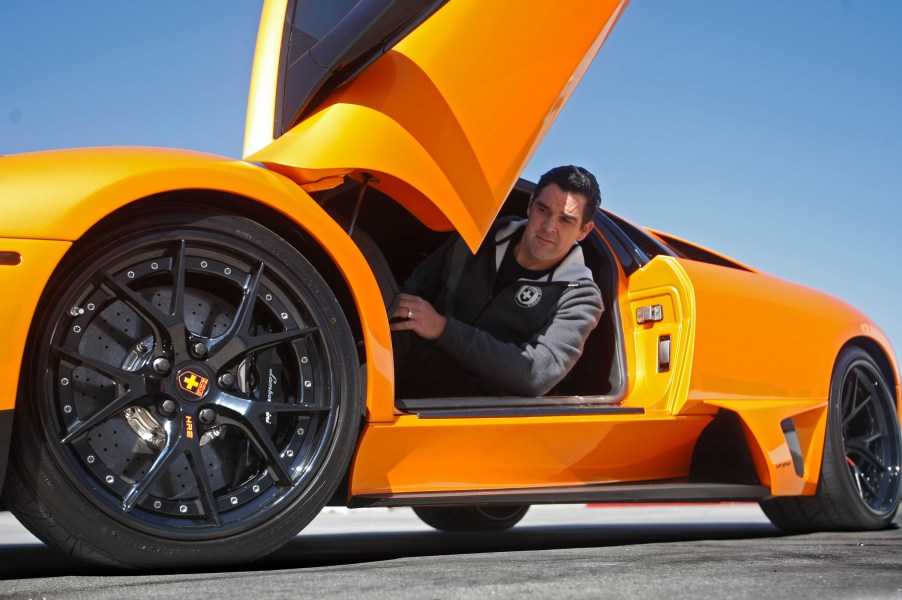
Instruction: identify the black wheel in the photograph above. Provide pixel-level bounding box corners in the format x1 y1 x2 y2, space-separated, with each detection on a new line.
2 208 360 568
413 505 529 531
760 347 901 531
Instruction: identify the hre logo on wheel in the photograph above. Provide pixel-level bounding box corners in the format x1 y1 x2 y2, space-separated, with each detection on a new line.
179 371 208 397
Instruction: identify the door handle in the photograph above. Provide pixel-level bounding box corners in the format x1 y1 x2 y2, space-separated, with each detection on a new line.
636 304 663 324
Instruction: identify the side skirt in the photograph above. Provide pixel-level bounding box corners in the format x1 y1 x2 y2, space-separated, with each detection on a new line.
349 482 771 508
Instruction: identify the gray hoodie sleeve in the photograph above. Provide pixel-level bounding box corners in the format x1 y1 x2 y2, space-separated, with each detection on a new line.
434 282 603 396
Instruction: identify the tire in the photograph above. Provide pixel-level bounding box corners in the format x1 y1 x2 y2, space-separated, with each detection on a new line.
1 207 360 568
760 347 901 531
413 505 529 531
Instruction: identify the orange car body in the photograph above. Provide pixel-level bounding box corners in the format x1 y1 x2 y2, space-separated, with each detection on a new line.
0 0 898 517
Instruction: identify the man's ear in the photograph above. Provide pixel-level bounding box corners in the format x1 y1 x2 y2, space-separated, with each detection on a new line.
577 220 593 242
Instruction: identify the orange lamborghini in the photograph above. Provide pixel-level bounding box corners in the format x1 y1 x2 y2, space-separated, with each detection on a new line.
0 0 899 569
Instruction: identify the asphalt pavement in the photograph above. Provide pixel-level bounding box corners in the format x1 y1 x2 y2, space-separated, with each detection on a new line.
1 504 900 599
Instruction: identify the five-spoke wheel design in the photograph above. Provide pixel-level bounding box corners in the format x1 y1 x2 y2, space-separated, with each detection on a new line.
4 210 359 568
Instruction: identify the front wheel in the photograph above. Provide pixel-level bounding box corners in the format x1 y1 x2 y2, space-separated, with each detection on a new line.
2 208 360 568
413 505 530 532
760 347 901 531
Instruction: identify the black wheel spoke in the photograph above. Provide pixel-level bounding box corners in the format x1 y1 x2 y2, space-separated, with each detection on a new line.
211 392 325 485
232 263 265 334
214 392 331 418
842 371 873 427
206 263 264 361
244 327 318 356
60 389 150 444
185 446 222 527
100 273 173 345
169 240 188 320
52 345 151 443
842 392 872 427
231 415 293 485
849 463 880 500
122 425 184 512
847 437 888 472
53 345 144 388
207 326 318 371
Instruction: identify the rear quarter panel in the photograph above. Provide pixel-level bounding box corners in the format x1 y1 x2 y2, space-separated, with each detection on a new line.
681 259 888 408
678 258 899 494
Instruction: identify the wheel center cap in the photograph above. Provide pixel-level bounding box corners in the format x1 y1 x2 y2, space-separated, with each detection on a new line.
177 367 211 400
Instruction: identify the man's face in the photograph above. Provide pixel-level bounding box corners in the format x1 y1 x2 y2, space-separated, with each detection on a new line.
516 183 594 271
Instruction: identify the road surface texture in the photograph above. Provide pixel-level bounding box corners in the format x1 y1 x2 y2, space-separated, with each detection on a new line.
1 504 900 599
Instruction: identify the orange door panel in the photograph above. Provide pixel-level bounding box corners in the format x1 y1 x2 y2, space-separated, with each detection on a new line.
349 255 705 496
620 256 697 413
246 0 630 250
351 412 709 496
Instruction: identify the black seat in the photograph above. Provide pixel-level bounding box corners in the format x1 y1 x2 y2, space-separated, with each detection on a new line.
551 234 625 399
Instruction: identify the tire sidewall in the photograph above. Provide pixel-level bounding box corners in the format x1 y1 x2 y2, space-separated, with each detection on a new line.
821 347 901 527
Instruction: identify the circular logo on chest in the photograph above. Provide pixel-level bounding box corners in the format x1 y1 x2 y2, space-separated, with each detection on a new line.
515 285 542 308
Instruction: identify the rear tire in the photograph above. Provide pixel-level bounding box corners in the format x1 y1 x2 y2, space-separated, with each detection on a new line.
413 505 529 532
2 208 360 568
760 347 901 531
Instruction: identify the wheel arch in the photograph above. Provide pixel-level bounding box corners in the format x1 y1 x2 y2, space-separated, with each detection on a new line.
2 203 370 567
840 336 901 416
67 188 394 424
2 148 397 426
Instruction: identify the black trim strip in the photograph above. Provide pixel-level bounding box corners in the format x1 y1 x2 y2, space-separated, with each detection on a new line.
408 406 642 419
0 409 13 503
349 482 771 508
594 212 647 276
398 396 627 410
396 397 640 419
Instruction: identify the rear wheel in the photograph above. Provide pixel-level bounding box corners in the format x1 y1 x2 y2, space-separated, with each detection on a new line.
413 505 529 531
760 347 901 531
2 208 360 568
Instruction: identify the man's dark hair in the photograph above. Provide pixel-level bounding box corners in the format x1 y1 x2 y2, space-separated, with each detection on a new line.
532 165 601 225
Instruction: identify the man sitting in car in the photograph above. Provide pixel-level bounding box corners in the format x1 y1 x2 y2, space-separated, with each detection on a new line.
390 165 603 397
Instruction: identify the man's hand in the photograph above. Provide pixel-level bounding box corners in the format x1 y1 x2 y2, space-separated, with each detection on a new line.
389 293 448 340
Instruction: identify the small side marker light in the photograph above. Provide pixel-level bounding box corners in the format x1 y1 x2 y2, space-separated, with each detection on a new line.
0 251 22 266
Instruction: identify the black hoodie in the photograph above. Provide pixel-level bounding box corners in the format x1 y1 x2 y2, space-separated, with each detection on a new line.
405 218 603 396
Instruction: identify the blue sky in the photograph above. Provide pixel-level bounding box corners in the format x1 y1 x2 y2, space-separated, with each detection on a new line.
2 1 900 354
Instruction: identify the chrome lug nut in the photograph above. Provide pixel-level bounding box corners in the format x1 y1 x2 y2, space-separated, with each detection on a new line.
218 372 235 388
152 357 171 375
192 342 208 358
160 399 177 416
199 408 216 424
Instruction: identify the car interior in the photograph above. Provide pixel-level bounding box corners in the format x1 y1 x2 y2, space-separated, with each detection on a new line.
311 176 628 411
